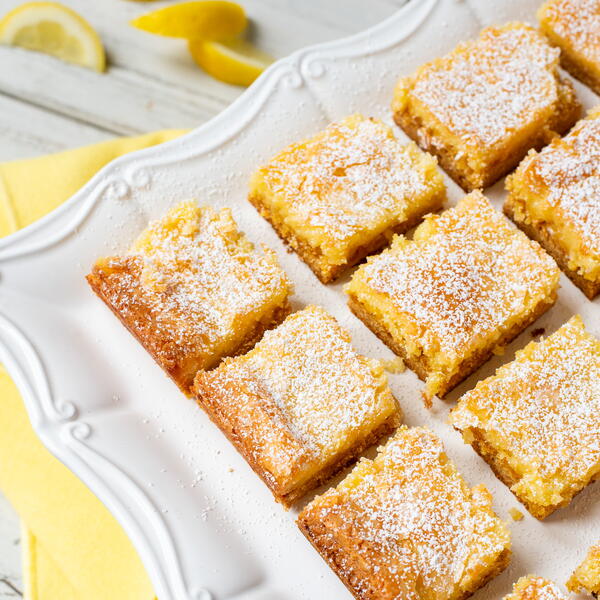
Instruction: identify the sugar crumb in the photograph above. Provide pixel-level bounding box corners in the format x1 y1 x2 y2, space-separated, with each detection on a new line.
381 356 406 374
509 507 524 521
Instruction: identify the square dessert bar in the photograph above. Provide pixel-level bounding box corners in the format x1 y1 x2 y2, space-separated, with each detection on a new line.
297 427 511 600
193 305 401 507
568 543 600 595
87 201 292 393
392 22 581 191
505 108 600 299
539 0 600 96
345 191 560 403
450 316 600 519
248 114 446 283
504 577 567 600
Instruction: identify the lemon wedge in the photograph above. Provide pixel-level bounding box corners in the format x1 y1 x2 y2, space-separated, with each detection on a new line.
189 38 272 86
0 1 105 71
131 1 246 40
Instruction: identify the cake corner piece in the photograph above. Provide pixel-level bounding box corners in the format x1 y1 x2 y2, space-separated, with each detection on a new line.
248 113 446 283
538 0 600 96
193 305 401 507
392 21 581 191
504 107 600 300
451 315 600 520
297 426 511 600
87 200 292 393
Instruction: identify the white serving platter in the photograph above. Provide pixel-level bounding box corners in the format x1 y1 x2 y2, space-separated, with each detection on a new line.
0 1 599 598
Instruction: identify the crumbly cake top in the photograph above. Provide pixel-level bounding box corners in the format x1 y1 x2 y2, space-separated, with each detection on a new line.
520 110 600 256
504 576 567 600
540 0 600 64
212 306 396 462
255 114 440 246
352 192 558 362
302 427 509 600
407 23 562 147
451 316 600 487
106 201 290 348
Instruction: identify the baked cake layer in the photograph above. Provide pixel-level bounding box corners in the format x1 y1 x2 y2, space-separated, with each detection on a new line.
568 543 600 596
451 316 600 519
345 191 560 403
87 201 292 393
249 114 446 283
505 107 600 299
193 305 401 506
297 426 511 600
392 22 581 191
504 576 568 600
539 0 600 96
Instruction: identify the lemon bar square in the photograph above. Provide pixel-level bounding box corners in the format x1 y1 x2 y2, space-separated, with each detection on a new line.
248 114 446 283
505 108 600 299
505 577 567 600
392 23 581 191
539 0 600 96
297 427 511 600
450 316 600 519
346 191 559 403
568 543 600 595
87 201 292 393
193 305 401 507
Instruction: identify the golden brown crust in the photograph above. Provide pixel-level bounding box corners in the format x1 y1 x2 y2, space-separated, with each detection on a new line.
347 291 556 401
504 198 600 299
87 262 291 395
248 190 444 284
297 516 372 600
194 371 401 507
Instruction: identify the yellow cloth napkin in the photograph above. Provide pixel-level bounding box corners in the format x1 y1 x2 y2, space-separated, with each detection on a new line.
0 130 186 599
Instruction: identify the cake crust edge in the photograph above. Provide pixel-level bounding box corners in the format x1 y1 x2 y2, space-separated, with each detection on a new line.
504 198 600 300
347 290 557 401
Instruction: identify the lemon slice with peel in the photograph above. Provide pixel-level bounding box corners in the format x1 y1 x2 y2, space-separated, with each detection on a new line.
0 1 105 71
131 1 246 40
189 38 273 86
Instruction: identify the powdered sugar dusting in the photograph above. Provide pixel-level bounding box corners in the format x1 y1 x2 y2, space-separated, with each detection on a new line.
244 306 395 455
542 0 600 65
505 576 568 600
207 306 396 469
451 316 600 501
410 24 561 146
357 192 558 362
256 114 441 249
301 428 509 600
528 113 600 256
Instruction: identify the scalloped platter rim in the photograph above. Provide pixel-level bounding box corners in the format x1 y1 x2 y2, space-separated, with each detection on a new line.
0 1 599 599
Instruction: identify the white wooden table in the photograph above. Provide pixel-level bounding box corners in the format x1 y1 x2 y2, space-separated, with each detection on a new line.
0 0 404 595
